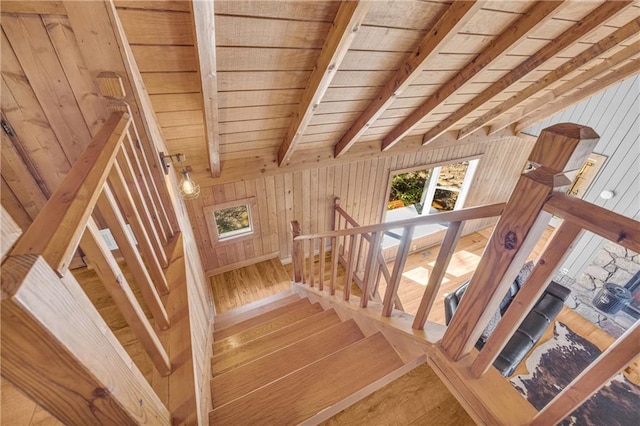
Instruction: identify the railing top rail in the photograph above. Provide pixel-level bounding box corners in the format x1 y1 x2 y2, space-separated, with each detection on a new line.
296 202 505 240
10 111 131 276
543 192 640 253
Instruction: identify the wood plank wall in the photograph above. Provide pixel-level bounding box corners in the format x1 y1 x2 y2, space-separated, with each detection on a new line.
170 183 215 422
194 136 534 275
525 74 640 275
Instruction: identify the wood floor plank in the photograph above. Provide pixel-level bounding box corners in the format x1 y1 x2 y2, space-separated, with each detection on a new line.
210 333 404 425
211 309 341 375
213 290 296 322
214 297 311 340
213 293 301 331
211 319 365 407
213 302 324 354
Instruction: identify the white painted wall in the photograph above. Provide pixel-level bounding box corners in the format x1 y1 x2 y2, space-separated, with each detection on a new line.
524 74 639 276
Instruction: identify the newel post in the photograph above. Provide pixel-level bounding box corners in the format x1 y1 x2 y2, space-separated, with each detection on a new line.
440 123 599 361
291 221 303 283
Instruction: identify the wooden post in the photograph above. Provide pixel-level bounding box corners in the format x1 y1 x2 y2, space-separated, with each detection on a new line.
361 231 383 308
343 234 357 301
470 220 582 377
330 236 338 295
291 221 303 283
308 239 315 287
382 225 415 317
318 237 326 291
412 220 463 329
1 254 170 424
441 123 599 361
80 219 171 376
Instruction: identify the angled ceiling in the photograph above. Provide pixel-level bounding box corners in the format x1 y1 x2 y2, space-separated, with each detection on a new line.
114 0 639 182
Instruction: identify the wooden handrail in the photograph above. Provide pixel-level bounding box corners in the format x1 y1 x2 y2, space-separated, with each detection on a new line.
543 192 640 252
297 202 505 240
11 112 130 275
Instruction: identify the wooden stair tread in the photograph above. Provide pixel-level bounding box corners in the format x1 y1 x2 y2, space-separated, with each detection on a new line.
213 292 300 331
210 333 404 425
212 309 341 375
211 319 365 407
214 297 311 341
213 302 324 354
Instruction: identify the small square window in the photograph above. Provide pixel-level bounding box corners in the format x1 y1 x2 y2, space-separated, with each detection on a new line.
213 204 252 239
204 197 257 245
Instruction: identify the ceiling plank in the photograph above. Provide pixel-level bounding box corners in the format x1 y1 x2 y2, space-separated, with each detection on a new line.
460 17 640 139
277 0 371 166
420 0 633 146
489 40 640 135
381 0 565 151
515 59 640 133
190 0 221 177
333 1 483 158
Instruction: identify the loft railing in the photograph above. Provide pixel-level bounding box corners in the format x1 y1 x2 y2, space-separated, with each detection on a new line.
292 200 505 329
1 111 180 424
290 123 640 425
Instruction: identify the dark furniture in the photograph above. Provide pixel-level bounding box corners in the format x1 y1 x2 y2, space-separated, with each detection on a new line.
444 268 571 377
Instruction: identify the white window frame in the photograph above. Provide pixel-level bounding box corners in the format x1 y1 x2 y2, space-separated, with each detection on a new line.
204 197 257 245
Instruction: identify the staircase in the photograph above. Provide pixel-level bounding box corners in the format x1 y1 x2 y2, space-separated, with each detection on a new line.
209 290 408 424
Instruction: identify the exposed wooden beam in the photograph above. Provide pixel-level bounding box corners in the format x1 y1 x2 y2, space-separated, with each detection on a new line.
516 59 640 132
333 1 483 158
420 1 633 146
493 42 640 134
278 1 371 166
461 17 640 139
381 1 565 151
190 0 221 177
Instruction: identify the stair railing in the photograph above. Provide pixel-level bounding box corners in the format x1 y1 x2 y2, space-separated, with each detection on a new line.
292 123 640 424
291 201 505 329
1 111 177 424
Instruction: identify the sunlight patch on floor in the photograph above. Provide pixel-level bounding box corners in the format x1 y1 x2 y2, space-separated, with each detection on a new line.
402 266 451 286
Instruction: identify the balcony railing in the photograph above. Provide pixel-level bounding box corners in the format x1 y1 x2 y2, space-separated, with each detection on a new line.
291 122 640 425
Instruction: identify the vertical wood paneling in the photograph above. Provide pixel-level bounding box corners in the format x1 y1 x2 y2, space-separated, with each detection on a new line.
198 136 534 275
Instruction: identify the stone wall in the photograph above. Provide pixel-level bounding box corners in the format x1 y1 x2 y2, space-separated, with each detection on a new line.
556 242 639 338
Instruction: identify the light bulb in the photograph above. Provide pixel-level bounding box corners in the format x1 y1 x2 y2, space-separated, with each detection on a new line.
181 178 195 195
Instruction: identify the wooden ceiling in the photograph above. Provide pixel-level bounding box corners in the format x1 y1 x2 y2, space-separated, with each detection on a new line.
112 0 640 184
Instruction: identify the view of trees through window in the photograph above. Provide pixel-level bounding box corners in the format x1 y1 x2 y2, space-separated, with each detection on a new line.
213 205 251 237
388 161 470 213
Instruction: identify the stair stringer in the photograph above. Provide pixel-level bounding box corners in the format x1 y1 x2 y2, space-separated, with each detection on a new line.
293 283 445 363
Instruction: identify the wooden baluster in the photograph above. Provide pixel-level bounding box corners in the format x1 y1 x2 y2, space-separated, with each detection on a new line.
330 236 338 295
95 186 170 330
355 234 366 275
1 254 170 424
117 149 168 267
532 323 640 426
361 231 383 308
441 123 599 361
123 131 168 244
470 220 583 377
343 234 357 301
382 225 414 317
108 161 169 294
412 221 463 329
318 237 326 291
128 124 176 239
308 239 315 287
80 218 171 376
291 221 303 283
